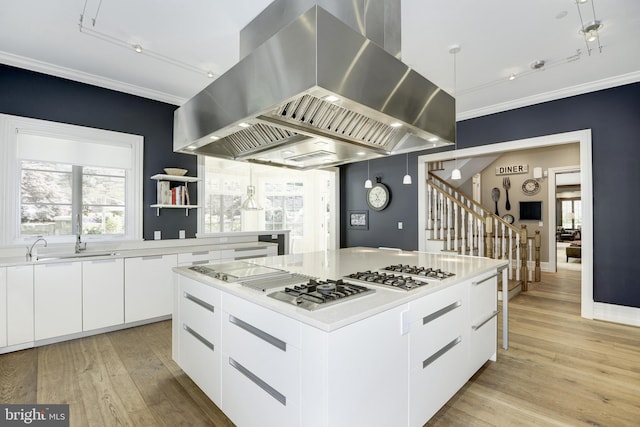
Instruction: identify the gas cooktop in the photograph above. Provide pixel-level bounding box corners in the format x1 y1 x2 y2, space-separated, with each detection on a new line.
267 278 375 311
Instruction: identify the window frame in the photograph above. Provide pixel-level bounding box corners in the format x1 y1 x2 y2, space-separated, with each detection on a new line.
1 113 143 245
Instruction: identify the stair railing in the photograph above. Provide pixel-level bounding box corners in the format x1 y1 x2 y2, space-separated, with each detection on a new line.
427 172 536 284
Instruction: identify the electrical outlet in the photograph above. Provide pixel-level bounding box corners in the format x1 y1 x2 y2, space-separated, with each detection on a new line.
398 222 403 230
154 230 161 240
179 230 186 239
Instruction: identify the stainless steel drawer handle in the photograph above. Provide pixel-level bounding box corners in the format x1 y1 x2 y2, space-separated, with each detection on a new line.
423 336 462 369
191 260 209 265
473 273 498 286
234 246 261 252
191 251 208 256
184 292 214 313
229 357 286 406
235 254 267 260
472 310 500 331
423 301 461 325
183 324 214 351
141 255 163 261
229 315 286 352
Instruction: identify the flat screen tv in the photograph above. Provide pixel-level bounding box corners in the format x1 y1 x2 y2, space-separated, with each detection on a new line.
519 201 542 221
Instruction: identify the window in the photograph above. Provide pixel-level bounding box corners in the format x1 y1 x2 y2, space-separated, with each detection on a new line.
200 157 337 253
1 114 143 244
561 199 582 229
264 181 304 237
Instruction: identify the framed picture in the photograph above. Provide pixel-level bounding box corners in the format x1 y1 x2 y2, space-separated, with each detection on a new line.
348 210 368 230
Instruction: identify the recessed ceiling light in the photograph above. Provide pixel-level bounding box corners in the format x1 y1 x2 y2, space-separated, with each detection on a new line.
577 0 588 3
238 122 251 128
187 145 197 150
357 152 366 156
428 137 439 142
509 73 517 81
390 122 402 128
209 135 220 140
207 71 215 78
324 95 339 102
133 44 143 53
282 150 294 155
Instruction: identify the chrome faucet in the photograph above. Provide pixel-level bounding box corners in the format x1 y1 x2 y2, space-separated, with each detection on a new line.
75 214 86 253
26 237 47 260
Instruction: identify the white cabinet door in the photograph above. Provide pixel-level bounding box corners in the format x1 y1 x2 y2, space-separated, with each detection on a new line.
6 265 34 346
83 258 124 331
34 262 82 341
124 254 177 323
0 267 6 348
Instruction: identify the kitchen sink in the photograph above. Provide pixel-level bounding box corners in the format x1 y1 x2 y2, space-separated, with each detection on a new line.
36 251 119 261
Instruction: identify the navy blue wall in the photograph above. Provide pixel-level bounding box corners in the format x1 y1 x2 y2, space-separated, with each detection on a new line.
0 64 197 240
340 82 640 308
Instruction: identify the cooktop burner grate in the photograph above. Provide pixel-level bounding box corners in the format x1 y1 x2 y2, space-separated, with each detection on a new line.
382 264 455 280
267 278 374 311
344 271 431 291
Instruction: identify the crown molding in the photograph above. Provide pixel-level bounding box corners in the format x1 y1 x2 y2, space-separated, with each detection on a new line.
458 70 640 121
0 51 187 106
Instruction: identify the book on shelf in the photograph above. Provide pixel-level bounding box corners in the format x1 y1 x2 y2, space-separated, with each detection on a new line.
157 181 171 205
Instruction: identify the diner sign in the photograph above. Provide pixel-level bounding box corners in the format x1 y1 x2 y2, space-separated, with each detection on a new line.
495 164 528 175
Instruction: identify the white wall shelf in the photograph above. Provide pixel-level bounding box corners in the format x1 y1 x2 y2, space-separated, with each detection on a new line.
151 174 200 216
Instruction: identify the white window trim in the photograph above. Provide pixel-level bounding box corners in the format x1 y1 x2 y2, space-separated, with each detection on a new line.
0 113 143 246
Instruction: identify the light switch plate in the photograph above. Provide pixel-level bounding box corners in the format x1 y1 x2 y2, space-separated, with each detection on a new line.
179 230 186 239
398 222 403 230
154 230 161 240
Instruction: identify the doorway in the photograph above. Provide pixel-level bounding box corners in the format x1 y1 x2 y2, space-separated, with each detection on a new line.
417 129 594 319
553 169 582 273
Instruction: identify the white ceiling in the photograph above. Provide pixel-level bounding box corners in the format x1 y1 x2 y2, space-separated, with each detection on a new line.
2 0 639 119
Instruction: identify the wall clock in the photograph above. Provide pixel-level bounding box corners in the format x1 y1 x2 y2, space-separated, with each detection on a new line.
502 214 515 224
522 178 540 196
367 182 390 211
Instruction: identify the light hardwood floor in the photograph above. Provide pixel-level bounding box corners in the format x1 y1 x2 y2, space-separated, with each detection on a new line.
1 268 639 426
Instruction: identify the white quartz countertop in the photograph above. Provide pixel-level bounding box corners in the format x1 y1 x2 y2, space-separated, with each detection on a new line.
173 247 508 332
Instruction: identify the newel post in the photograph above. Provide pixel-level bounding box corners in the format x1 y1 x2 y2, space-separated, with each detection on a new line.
534 230 541 282
520 225 528 291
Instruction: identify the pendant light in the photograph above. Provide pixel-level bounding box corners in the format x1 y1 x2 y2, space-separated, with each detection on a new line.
364 160 372 189
450 44 462 180
241 168 262 210
402 153 412 185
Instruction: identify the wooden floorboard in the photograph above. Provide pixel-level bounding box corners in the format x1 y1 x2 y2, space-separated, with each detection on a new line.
1 267 639 426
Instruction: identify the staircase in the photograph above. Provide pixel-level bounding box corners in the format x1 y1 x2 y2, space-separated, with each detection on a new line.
425 172 541 298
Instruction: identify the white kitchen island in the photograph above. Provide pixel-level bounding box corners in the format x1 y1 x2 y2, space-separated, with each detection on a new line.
172 247 508 427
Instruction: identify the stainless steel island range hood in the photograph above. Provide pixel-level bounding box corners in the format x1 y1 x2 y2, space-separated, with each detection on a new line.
174 0 455 170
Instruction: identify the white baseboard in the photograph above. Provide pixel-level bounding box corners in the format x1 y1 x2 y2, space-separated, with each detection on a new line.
593 302 640 327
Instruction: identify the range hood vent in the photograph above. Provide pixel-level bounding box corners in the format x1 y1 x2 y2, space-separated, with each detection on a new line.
174 1 455 170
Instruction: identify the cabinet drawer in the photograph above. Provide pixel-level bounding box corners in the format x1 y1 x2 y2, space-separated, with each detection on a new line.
177 250 220 266
407 283 464 324
180 280 219 345
220 246 270 261
469 313 498 374
222 293 300 348
222 352 299 427
409 334 466 427
470 272 498 321
179 325 221 404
